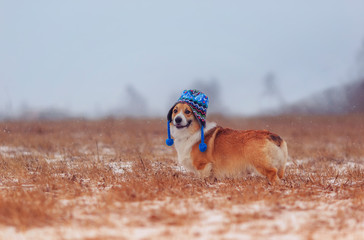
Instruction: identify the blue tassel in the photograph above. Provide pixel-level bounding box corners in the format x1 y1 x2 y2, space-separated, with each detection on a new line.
166 120 174 146
199 126 207 152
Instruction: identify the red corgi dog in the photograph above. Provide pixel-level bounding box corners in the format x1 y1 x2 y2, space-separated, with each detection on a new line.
166 90 288 183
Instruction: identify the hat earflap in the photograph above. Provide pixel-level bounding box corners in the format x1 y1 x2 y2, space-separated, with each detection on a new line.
199 126 207 152
166 120 174 146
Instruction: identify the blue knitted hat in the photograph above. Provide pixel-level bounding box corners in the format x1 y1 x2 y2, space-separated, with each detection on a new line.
166 89 209 152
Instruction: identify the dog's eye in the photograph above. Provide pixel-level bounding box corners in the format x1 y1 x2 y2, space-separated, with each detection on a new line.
173 109 178 114
185 110 191 114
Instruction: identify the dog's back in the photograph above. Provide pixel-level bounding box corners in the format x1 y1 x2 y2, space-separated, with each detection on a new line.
190 127 288 182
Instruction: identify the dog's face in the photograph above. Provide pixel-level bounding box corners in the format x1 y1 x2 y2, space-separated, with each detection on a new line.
170 103 200 137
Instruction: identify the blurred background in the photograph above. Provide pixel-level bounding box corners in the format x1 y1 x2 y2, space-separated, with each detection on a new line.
1 1 364 120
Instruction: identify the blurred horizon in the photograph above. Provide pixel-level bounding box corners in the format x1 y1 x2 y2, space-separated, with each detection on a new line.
1 1 364 120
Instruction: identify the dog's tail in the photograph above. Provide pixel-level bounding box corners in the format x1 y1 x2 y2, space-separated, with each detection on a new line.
268 133 283 147
277 139 288 179
267 133 288 179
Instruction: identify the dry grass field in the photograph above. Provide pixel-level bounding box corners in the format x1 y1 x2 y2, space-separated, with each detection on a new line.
0 114 363 240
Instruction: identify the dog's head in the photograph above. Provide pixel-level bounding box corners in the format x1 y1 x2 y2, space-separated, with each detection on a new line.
166 89 209 152
167 103 200 137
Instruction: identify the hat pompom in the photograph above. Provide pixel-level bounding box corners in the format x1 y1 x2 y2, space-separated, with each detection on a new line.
166 138 174 146
199 142 207 152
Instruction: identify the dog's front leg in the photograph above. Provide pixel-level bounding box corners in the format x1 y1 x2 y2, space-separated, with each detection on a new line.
197 162 212 179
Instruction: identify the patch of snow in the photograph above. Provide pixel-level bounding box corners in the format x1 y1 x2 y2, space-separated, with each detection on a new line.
329 161 364 175
101 147 115 155
286 158 313 167
1 196 363 240
0 145 32 158
107 161 133 174
171 165 188 173
45 153 64 163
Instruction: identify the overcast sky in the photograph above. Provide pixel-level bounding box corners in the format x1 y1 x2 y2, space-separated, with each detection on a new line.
1 1 364 117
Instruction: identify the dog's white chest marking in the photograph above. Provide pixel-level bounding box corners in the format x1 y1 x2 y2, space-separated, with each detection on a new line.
171 122 216 172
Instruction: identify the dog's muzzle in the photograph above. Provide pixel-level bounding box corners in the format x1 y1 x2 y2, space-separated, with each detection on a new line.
175 119 192 129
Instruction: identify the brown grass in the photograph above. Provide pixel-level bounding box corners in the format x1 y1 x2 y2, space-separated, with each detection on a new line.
0 115 363 239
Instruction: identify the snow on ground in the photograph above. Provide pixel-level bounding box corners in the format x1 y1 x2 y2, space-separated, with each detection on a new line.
0 145 32 158
107 161 133 174
1 145 364 239
1 197 362 240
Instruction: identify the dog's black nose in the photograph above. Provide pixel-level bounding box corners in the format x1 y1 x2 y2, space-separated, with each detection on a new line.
175 116 182 124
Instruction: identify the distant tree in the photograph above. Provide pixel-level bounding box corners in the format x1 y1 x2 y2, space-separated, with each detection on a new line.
279 38 364 115
109 84 149 117
344 79 364 113
262 72 285 103
260 72 285 112
348 38 364 112
122 85 148 116
191 78 227 114
356 39 364 79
